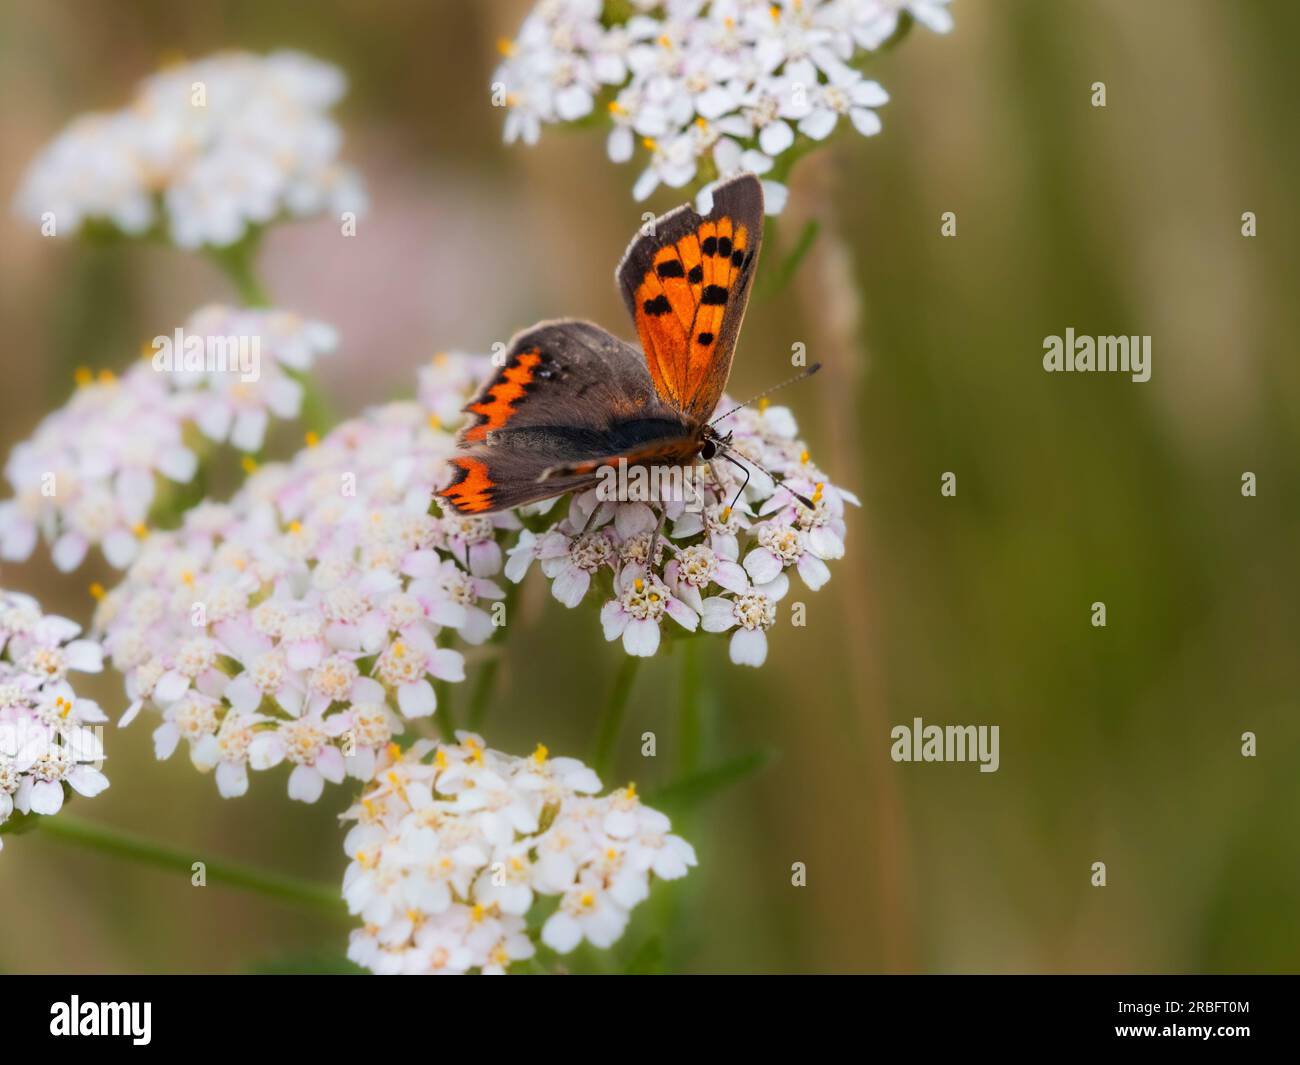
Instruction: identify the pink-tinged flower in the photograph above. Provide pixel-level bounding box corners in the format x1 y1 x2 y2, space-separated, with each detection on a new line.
852 0 955 52
99 363 497 803
743 521 830 590
0 304 336 571
420 352 492 429
403 553 505 646
14 50 367 249
171 305 338 453
437 512 517 578
248 712 347 803
600 568 697 657
540 529 618 608
700 573 790 668
664 541 749 613
493 390 849 667
0 590 109 851
0 367 197 571
340 738 694 974
495 0 951 213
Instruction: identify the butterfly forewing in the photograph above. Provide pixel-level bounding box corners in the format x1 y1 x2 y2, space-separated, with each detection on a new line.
439 319 694 514
617 174 764 425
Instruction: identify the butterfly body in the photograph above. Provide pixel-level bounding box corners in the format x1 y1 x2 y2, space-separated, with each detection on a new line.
439 174 764 515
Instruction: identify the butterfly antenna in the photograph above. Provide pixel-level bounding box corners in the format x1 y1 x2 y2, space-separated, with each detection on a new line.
718 447 817 512
709 362 822 427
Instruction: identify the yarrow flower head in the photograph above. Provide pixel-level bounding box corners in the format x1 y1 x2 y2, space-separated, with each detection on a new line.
13 50 367 248
341 736 696 974
0 590 108 852
166 304 339 452
503 395 855 667
0 305 336 572
494 0 953 213
97 356 505 802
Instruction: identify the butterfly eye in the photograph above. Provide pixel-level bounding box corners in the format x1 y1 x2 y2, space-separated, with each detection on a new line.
700 439 717 461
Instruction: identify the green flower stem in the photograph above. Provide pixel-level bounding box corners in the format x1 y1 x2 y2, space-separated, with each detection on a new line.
677 637 702 777
590 656 641 781
466 655 501 731
464 581 520 731
206 231 270 308
204 230 336 440
295 373 336 438
435 679 457 742
35 814 349 920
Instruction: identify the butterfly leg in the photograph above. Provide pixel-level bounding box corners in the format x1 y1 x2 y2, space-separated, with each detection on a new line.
646 504 667 575
718 448 815 513
707 459 730 509
718 452 752 514
574 496 601 537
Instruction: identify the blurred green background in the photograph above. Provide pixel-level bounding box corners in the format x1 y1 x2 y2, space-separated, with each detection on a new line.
0 0 1297 974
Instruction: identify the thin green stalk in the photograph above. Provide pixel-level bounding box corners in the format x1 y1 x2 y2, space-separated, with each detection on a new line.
467 582 520 730
466 656 501 731
295 372 336 437
435 679 457 742
204 230 336 437
35 814 349 920
678 637 702 777
206 230 270 307
590 656 641 780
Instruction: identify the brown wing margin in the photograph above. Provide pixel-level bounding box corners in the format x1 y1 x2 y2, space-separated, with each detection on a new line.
615 174 765 424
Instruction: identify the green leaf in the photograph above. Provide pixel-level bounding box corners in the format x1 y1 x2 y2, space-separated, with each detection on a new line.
647 748 776 813
759 219 821 301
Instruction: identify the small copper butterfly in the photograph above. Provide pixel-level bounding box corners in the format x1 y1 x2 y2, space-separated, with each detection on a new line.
440 174 811 515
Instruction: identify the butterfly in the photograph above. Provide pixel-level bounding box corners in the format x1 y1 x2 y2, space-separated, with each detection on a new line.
439 173 774 516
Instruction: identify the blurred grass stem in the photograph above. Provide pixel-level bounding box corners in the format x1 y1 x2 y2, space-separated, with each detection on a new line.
36 813 349 919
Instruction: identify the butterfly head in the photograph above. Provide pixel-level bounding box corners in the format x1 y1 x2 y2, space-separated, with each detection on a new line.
697 427 731 462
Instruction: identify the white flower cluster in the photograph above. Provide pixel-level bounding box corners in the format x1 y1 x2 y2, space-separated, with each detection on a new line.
419 351 494 431
0 590 108 851
494 0 953 213
0 305 336 572
13 50 366 248
97 372 509 803
504 398 854 666
342 736 695 974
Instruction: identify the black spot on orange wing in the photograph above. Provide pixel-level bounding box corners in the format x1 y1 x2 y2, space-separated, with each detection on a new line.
619 174 764 422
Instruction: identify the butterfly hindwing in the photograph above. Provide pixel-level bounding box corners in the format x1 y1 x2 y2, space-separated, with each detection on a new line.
616 174 764 425
439 451 597 514
440 319 696 514
458 319 674 446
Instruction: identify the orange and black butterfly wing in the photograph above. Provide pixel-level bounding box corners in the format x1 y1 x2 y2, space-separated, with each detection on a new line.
617 173 764 426
438 319 696 514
